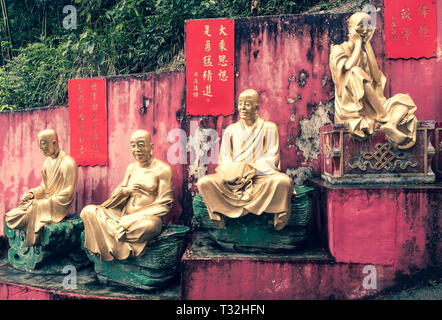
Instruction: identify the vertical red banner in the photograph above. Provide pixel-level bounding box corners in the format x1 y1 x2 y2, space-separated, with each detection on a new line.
186 19 235 116
385 0 437 59
68 78 108 166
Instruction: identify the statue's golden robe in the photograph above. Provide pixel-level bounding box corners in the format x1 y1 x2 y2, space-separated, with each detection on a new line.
81 159 173 261
5 150 78 246
330 42 417 145
197 117 293 230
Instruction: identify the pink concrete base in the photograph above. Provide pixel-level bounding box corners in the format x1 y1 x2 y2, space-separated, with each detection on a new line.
182 180 441 300
0 263 180 300
0 281 123 300
311 179 441 274
181 234 398 300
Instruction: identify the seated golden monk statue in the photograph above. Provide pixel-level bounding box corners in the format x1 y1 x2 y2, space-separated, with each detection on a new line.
329 12 418 149
5 129 78 246
197 89 294 231
81 129 173 261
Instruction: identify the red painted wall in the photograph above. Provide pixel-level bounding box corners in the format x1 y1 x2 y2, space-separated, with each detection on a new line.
1 7 440 236
379 0 442 122
0 72 186 235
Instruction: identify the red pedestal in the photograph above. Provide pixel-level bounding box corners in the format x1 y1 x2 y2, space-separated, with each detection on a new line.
320 121 435 184
182 181 441 300
0 264 180 300
181 233 398 300
311 179 441 273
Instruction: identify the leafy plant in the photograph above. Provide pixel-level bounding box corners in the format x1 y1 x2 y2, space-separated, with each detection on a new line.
0 0 324 111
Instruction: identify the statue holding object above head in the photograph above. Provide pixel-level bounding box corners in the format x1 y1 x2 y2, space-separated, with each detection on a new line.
329 12 418 149
5 129 78 246
197 89 294 231
80 130 173 261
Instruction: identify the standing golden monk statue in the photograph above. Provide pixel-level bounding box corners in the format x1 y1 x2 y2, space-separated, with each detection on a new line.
5 129 78 246
197 89 294 231
330 12 418 149
81 129 173 261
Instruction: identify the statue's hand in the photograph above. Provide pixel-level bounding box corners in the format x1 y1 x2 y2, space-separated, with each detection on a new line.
363 28 375 44
349 29 363 45
21 191 34 203
120 184 143 196
120 186 133 197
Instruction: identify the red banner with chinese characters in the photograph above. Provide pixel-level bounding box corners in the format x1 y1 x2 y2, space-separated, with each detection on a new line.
385 0 437 59
186 19 234 116
68 78 108 166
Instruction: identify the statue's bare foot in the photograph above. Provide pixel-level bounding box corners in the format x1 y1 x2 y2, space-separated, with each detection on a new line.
380 123 408 145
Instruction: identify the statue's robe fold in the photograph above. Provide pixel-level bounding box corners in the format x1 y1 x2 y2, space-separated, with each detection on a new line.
81 159 173 261
330 42 417 146
5 150 78 246
197 117 294 230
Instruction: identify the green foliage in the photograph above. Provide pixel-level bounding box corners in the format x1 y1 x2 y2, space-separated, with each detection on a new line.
0 0 323 111
0 41 71 110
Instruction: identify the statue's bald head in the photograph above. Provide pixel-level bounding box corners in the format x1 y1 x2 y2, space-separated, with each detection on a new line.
38 129 58 142
130 129 154 165
238 89 260 124
130 129 152 144
38 129 60 158
239 89 259 107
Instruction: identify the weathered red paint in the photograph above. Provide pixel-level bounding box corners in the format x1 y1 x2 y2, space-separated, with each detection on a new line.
0 281 130 300
311 179 441 274
0 282 53 300
0 4 440 300
181 256 396 300
1 9 439 233
182 180 440 300
0 72 186 236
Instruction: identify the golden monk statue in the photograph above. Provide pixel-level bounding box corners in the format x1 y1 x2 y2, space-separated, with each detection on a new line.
5 129 78 246
330 12 418 149
81 130 173 261
197 89 293 230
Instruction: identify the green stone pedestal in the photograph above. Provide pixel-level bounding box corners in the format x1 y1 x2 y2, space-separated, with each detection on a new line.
82 224 190 291
4 215 91 274
192 186 314 253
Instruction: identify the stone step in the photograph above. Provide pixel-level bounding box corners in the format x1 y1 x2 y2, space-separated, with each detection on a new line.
0 263 179 300
181 232 392 300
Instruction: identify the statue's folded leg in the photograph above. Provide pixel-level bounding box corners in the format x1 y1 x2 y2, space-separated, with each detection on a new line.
81 205 160 261
119 214 162 244
254 172 293 230
5 207 29 230
81 205 124 261
197 173 226 227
